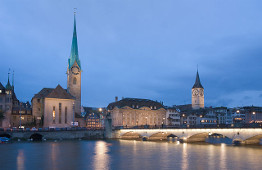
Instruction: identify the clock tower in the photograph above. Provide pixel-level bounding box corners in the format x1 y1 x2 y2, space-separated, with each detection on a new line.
67 13 82 116
192 70 204 109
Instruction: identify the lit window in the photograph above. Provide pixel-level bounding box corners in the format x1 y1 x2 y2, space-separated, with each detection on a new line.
21 116 24 120
53 106 55 123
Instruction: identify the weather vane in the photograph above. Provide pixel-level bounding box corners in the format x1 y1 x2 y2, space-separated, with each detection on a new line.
74 8 77 14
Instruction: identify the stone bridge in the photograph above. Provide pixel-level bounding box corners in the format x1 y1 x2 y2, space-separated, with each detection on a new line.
114 128 262 144
0 130 104 141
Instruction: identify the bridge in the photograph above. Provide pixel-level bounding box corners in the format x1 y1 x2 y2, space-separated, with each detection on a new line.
113 128 262 144
0 130 104 141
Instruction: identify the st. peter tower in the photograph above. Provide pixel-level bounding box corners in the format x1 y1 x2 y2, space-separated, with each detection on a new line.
191 70 204 109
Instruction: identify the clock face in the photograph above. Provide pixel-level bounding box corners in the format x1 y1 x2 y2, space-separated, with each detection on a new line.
71 66 80 75
192 89 199 96
199 89 204 96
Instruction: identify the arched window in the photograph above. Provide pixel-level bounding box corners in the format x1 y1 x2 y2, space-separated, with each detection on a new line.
73 77 77 85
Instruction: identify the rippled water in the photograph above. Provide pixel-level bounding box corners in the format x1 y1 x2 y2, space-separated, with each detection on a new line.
0 140 262 170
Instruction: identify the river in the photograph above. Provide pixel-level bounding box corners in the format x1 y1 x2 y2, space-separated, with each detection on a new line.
0 140 261 170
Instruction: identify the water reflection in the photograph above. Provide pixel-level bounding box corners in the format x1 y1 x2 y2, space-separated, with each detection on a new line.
93 141 110 170
17 150 25 170
1 140 262 170
181 143 188 170
220 143 227 169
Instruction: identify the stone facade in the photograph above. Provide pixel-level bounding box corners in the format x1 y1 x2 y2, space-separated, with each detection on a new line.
108 98 166 127
44 98 74 128
32 85 75 128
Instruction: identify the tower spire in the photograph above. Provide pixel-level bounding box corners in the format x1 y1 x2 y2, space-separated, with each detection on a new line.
6 69 12 90
192 69 203 89
68 10 81 70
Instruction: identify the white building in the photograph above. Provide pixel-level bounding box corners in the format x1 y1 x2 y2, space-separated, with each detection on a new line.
166 108 180 127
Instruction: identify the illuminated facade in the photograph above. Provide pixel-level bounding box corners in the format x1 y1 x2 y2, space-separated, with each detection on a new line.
108 98 166 127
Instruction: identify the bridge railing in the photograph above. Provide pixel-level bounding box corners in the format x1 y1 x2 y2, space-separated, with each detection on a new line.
113 123 262 130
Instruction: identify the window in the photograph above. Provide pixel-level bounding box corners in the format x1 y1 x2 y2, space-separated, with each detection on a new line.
21 116 24 120
53 106 55 123
37 99 40 103
65 107 67 123
38 108 40 111
59 103 62 124
73 77 77 85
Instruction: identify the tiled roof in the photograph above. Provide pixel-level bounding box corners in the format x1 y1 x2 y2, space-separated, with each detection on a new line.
107 98 165 110
46 85 75 99
33 88 54 98
33 85 75 100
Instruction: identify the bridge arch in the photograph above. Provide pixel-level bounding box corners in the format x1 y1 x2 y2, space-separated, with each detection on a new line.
0 133 11 139
149 132 178 141
121 132 142 140
244 134 262 145
30 133 43 141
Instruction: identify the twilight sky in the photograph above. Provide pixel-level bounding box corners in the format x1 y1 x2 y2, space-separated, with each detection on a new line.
1 0 262 108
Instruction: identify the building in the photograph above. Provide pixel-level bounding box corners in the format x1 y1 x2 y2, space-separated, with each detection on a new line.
192 70 204 109
32 85 75 128
67 14 82 117
230 107 246 125
197 109 217 127
11 102 33 127
83 107 105 128
243 106 262 124
107 97 166 127
0 72 21 128
213 107 230 125
166 107 180 127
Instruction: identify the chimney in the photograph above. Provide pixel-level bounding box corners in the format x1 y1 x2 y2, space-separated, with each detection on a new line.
115 96 118 102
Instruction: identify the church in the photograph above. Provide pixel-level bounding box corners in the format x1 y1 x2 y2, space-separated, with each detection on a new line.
32 14 82 128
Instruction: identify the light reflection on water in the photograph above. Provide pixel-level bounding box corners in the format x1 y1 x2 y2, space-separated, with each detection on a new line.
0 140 262 170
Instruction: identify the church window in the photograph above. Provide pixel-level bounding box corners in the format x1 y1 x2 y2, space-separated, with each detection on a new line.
73 77 77 85
65 107 67 123
53 106 56 123
59 103 62 124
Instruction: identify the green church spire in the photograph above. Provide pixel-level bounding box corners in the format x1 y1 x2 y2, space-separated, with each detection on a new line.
68 13 81 70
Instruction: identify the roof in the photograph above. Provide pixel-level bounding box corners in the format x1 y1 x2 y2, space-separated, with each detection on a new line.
33 85 75 100
68 14 81 70
5 75 12 91
46 85 75 99
0 82 5 90
33 88 54 98
192 70 204 89
107 98 165 110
